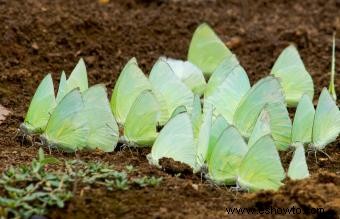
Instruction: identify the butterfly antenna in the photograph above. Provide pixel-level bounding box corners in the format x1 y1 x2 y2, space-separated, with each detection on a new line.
127 145 134 157
31 135 38 147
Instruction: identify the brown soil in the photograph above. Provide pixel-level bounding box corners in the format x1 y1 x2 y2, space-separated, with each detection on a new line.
0 0 339 218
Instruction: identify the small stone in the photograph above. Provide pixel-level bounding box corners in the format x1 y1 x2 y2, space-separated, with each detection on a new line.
99 0 109 4
226 36 242 49
191 183 199 191
0 104 10 124
32 42 39 50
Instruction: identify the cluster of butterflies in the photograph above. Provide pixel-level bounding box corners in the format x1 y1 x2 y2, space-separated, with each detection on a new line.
20 23 340 192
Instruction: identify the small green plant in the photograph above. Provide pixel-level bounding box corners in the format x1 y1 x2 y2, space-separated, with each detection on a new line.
0 148 72 219
132 176 162 187
0 150 162 218
125 165 136 173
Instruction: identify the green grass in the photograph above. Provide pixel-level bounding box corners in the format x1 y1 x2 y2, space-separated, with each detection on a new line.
0 148 162 219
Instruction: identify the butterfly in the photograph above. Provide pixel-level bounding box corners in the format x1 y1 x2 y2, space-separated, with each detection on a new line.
120 90 160 147
110 58 151 125
164 58 206 96
292 89 340 151
147 103 213 173
56 58 88 103
20 74 56 135
188 23 234 78
208 126 285 191
82 85 119 152
40 89 89 152
287 143 309 180
149 58 194 126
270 45 314 107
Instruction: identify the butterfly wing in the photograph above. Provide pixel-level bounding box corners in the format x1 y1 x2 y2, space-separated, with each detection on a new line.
204 55 240 97
238 135 285 191
247 109 271 148
287 143 309 180
188 23 233 77
195 103 213 171
56 71 67 103
271 45 314 107
233 76 285 138
208 126 248 185
291 94 315 145
165 58 207 95
147 113 196 169
66 58 88 92
124 90 160 146
191 95 202 138
312 88 340 149
82 85 119 152
205 63 250 124
23 74 56 134
111 58 151 125
206 115 230 163
41 89 89 152
170 105 187 119
149 59 194 126
266 102 292 151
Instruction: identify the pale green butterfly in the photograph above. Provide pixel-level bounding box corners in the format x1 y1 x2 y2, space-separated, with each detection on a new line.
237 135 285 191
204 58 250 124
233 76 286 138
148 104 213 172
147 112 196 169
40 89 89 152
292 89 340 150
271 45 314 107
247 109 271 148
247 102 292 150
56 58 88 103
82 84 119 152
188 23 233 77
164 58 207 95
204 55 241 97
56 71 67 103
121 90 160 147
206 115 229 163
287 143 309 180
329 33 336 100
111 57 151 125
291 94 315 145
266 102 292 150
208 126 248 185
149 58 194 126
191 95 202 138
20 74 56 135
208 127 285 191
311 88 340 150
195 103 213 170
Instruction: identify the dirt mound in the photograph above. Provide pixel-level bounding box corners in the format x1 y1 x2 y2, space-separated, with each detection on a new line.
238 172 340 218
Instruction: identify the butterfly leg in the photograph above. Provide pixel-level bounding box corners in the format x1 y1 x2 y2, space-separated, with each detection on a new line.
12 128 20 140
314 150 318 164
319 149 332 160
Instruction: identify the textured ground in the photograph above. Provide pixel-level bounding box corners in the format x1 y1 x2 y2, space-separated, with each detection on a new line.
0 0 339 218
